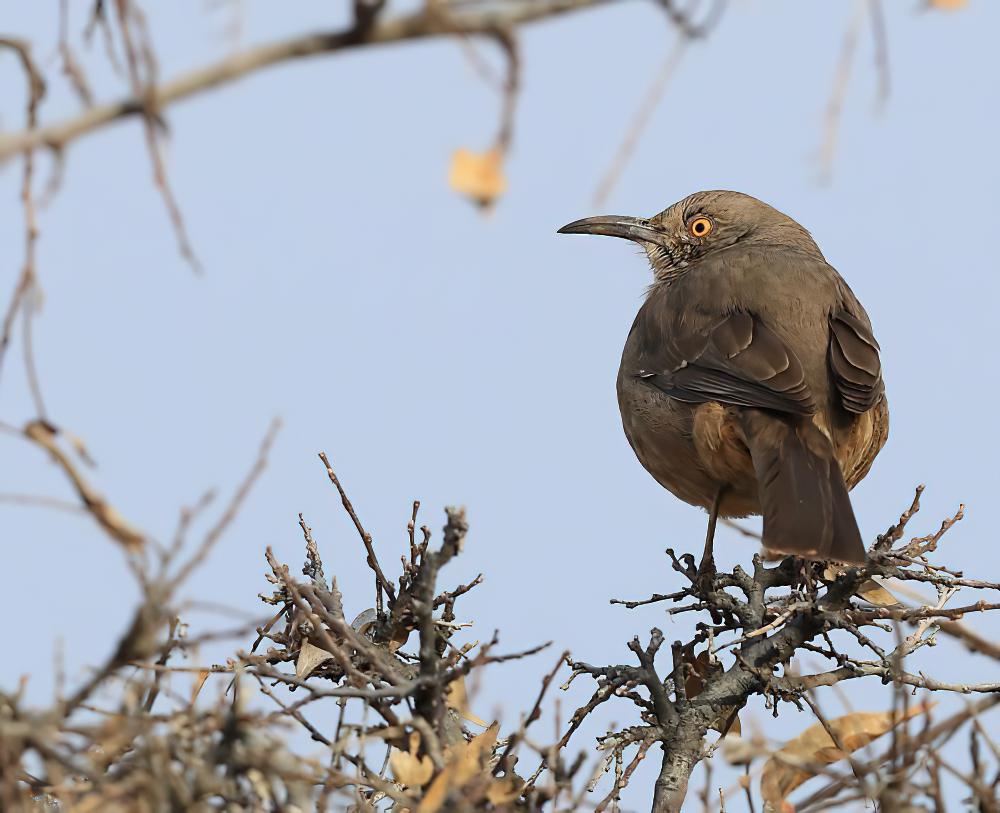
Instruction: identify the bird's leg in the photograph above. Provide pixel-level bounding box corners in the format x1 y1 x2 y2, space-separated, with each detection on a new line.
695 487 726 590
798 558 815 596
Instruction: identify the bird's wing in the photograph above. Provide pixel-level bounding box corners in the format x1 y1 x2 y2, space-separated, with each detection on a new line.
828 308 883 413
636 309 816 415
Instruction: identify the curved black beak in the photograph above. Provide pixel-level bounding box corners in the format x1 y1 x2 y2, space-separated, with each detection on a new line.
557 215 663 244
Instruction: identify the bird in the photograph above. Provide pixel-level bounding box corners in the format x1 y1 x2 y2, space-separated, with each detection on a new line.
558 191 888 568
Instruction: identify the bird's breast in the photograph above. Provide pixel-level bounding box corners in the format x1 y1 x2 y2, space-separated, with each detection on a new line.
616 367 760 515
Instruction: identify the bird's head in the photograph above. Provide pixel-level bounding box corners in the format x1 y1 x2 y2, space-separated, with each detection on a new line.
558 190 822 283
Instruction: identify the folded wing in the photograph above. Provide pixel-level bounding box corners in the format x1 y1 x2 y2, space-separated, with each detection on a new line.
828 309 884 413
635 309 816 415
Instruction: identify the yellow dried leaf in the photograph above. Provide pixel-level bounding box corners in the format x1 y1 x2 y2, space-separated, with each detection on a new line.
447 722 500 786
189 669 210 705
448 148 507 207
931 0 966 9
295 639 334 679
470 722 499 756
760 702 932 805
418 764 455 813
855 578 902 607
417 721 500 809
446 676 489 727
487 775 524 804
390 749 434 788
391 733 435 789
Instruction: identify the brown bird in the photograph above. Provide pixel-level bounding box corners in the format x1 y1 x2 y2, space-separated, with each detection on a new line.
558 191 888 567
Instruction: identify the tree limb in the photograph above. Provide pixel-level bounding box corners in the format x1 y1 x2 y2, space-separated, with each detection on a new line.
0 0 618 163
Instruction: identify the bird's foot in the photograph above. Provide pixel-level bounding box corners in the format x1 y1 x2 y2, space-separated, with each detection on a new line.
694 550 717 594
795 558 817 594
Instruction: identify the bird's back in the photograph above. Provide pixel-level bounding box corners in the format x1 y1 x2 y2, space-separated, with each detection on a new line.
645 245 847 406
618 243 887 511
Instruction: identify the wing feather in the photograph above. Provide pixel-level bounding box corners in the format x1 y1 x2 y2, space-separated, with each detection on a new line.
829 309 883 413
636 309 816 415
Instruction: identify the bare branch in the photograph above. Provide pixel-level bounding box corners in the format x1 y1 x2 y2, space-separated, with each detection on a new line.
0 0 620 163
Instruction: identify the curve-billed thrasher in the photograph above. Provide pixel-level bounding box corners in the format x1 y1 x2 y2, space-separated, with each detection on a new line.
558 191 888 566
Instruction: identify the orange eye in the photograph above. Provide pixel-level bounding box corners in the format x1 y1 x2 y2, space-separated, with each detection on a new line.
688 216 713 238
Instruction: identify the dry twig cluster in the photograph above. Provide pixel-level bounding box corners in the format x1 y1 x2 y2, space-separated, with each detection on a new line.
574 486 1000 810
1 3 996 812
2 455 998 811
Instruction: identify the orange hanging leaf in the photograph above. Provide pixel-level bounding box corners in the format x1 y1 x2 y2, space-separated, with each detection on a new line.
448 148 507 208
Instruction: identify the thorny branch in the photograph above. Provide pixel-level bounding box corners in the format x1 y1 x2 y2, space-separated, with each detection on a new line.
1 446 998 812
559 485 1000 811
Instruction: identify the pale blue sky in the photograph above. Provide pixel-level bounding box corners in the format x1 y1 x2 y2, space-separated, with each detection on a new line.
1 2 997 809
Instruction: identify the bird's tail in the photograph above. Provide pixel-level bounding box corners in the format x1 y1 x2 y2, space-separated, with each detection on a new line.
739 409 866 565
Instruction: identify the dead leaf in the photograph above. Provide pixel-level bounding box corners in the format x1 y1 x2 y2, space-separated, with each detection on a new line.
189 669 210 705
683 648 715 698
822 567 902 607
390 751 434 788
451 722 499 786
390 733 434 789
760 702 933 806
416 721 501 810
682 648 739 734
295 639 334 679
418 764 454 813
487 774 524 804
446 676 489 727
931 0 966 9
855 578 903 607
472 722 499 754
448 148 507 207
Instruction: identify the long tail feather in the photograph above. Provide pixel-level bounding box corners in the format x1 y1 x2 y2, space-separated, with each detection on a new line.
739 409 865 565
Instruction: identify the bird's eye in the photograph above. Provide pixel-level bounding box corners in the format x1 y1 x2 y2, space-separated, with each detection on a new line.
687 216 713 238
